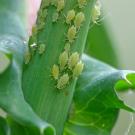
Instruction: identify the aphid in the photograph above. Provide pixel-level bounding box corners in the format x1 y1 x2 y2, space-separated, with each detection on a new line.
52 64 59 80
24 51 31 64
59 51 68 70
78 0 87 8
52 12 59 22
57 0 65 12
67 25 77 43
57 74 69 89
64 43 70 52
74 12 85 28
30 43 37 52
51 0 57 6
73 61 84 77
68 52 79 69
43 0 51 7
91 0 101 24
38 44 46 54
66 10 76 24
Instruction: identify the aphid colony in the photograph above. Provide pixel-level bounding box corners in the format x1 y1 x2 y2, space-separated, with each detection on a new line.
51 1 88 90
52 51 84 90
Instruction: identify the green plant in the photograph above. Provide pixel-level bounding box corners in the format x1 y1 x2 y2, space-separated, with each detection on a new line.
0 0 135 135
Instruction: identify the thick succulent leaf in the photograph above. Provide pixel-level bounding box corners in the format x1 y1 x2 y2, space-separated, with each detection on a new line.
64 54 135 135
0 0 55 134
85 19 119 67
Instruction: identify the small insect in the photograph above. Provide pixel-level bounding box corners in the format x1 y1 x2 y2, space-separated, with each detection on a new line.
24 50 31 64
68 52 79 69
59 51 68 70
52 64 59 80
78 0 87 8
91 0 101 24
57 73 69 89
43 0 51 7
73 61 84 77
51 0 57 6
64 43 70 52
52 12 59 22
38 44 46 54
74 12 85 28
30 43 37 52
67 25 77 43
66 10 76 24
57 0 65 12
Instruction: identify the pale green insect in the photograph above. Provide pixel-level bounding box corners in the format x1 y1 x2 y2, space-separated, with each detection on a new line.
43 0 51 7
51 0 57 6
68 52 79 69
57 0 65 12
52 64 59 80
38 44 46 54
66 10 76 24
52 12 59 22
73 61 84 77
64 43 70 52
67 25 77 43
74 12 85 28
78 0 87 8
57 74 69 89
30 43 37 52
59 51 68 70
24 50 31 64
91 0 101 23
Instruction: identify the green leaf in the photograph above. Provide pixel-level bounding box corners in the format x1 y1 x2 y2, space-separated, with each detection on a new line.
85 19 119 67
64 54 135 135
0 0 55 134
0 116 10 135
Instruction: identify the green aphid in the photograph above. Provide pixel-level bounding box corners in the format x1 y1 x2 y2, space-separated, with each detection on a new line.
64 43 70 52
24 50 31 64
73 61 84 77
57 0 65 12
92 0 101 23
38 44 46 54
74 12 85 28
30 43 37 52
52 12 59 22
67 25 77 43
51 0 57 6
78 0 87 8
57 74 69 89
66 9 76 24
52 64 59 80
68 52 79 69
59 51 68 70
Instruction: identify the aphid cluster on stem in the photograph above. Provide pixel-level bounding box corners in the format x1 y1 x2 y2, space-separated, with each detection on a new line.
51 51 84 90
51 0 90 90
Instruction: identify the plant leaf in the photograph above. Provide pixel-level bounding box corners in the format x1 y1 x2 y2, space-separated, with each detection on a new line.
0 116 10 135
64 54 135 135
85 19 119 67
0 0 55 134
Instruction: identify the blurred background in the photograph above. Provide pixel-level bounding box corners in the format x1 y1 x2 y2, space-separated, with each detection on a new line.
101 0 135 135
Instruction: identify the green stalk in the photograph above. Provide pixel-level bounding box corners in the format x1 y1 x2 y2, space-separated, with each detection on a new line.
23 0 96 134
